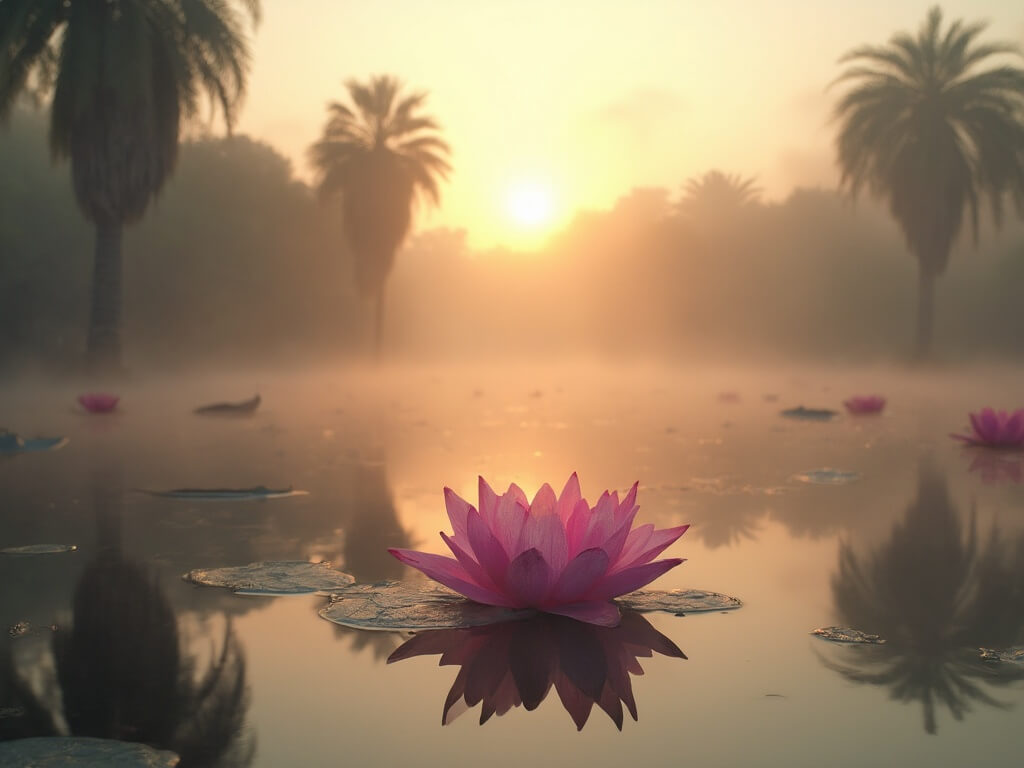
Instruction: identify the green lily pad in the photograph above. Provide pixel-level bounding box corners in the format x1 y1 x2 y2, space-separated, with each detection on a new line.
617 589 743 615
1 544 78 555
184 561 354 595
812 626 886 644
0 737 178 767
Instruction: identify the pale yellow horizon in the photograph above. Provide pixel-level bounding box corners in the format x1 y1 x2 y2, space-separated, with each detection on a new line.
236 0 1024 249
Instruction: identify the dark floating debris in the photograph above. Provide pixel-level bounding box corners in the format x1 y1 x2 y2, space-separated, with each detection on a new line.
617 588 743 615
319 582 743 631
0 430 68 454
793 469 861 485
8 621 30 638
193 393 261 416
320 582 530 630
184 561 354 595
979 646 1024 663
1 544 78 555
139 485 308 500
812 626 886 644
780 406 838 421
0 737 179 767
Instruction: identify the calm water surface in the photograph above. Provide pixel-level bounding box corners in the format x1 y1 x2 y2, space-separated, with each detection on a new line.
2 363 1024 766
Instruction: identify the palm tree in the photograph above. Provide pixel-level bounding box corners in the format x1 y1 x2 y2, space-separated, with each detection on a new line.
0 0 259 373
833 6 1024 358
309 75 451 356
675 170 761 220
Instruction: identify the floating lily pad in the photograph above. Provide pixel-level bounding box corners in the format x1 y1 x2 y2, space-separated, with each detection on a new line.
794 469 861 485
780 406 838 421
617 589 743 615
184 561 354 595
0 737 179 767
194 394 261 416
0 431 69 454
979 646 1024 663
1 544 78 555
320 582 530 631
812 626 886 644
140 486 308 500
319 582 742 631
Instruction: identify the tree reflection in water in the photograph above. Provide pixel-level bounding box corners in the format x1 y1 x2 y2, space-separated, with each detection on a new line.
0 464 254 767
822 460 1024 733
388 611 685 729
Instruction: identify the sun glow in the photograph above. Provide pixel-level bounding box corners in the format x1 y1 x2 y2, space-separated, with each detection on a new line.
505 180 555 230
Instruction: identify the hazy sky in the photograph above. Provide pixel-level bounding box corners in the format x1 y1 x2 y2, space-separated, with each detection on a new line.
237 1 1024 248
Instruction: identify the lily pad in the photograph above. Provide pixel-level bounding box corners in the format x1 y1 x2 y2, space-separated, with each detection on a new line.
1 544 78 555
319 582 742 631
812 626 886 644
140 486 308 500
0 737 178 767
617 589 743 615
780 406 838 421
0 431 69 454
794 469 861 485
979 646 1024 663
320 582 531 631
184 561 354 595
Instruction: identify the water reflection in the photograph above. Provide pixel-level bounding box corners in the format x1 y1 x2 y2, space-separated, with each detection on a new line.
0 464 254 766
963 449 1024 485
387 612 685 729
821 459 1024 733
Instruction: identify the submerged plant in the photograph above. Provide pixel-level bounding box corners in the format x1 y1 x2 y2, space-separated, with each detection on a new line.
389 474 688 626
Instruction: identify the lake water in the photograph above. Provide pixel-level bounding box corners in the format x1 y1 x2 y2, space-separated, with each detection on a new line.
2 362 1024 766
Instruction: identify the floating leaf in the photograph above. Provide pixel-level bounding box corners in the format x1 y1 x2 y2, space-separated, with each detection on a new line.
194 394 261 416
140 486 308 501
319 582 741 631
812 626 886 644
0 737 179 767
320 582 530 631
184 561 354 595
794 469 861 485
1 544 78 555
979 646 1024 663
617 589 743 615
0 431 68 454
780 406 837 421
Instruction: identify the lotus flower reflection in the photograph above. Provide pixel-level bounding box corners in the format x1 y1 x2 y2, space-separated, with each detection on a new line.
843 395 885 415
387 611 685 729
951 408 1024 448
388 474 688 627
78 393 120 413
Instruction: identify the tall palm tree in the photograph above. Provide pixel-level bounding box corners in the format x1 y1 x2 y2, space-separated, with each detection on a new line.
833 6 1024 358
0 0 259 373
309 75 451 356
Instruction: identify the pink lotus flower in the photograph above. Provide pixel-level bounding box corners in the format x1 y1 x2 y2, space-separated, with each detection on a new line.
387 611 685 729
77 393 120 413
388 474 688 627
844 395 886 414
951 408 1024 448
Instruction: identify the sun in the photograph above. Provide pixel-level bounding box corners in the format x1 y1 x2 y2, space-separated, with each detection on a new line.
505 180 555 230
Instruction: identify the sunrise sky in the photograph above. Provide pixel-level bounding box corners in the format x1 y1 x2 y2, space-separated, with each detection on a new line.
237 0 1024 248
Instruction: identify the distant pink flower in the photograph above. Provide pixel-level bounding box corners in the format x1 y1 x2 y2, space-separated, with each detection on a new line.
77 393 119 413
387 612 685 729
844 395 886 415
951 408 1024 448
389 474 688 627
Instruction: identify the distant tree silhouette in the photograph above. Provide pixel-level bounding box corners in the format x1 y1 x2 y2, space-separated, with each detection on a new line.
676 170 761 221
833 6 1024 358
309 75 450 356
0 0 258 373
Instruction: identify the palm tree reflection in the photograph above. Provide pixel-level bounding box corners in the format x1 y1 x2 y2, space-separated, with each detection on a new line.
822 460 1024 733
0 465 253 766
388 612 685 729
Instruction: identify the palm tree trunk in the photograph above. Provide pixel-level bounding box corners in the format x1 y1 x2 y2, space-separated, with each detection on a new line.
86 221 124 373
914 267 936 359
374 287 385 361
